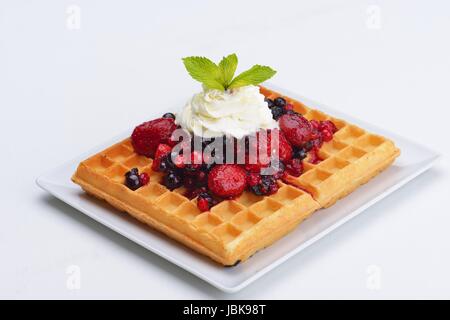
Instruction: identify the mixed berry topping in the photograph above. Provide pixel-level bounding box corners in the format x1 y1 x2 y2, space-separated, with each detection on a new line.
125 168 150 190
128 101 338 211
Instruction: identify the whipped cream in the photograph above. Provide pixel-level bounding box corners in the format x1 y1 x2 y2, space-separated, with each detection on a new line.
176 85 278 139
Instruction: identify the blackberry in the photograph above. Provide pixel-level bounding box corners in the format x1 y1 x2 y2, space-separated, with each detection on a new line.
271 105 285 120
163 171 183 190
293 147 307 160
265 98 274 109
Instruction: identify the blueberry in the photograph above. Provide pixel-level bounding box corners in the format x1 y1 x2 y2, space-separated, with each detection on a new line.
274 97 286 108
162 112 176 119
271 105 285 120
265 98 274 109
125 174 141 190
159 155 175 172
293 148 307 160
163 171 183 190
126 168 139 177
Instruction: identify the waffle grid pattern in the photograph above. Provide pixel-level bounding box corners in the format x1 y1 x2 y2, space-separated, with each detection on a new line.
73 87 399 265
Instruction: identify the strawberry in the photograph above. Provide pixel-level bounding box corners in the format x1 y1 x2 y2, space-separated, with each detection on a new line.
279 113 312 147
266 129 293 162
151 143 172 171
207 165 247 198
131 118 177 158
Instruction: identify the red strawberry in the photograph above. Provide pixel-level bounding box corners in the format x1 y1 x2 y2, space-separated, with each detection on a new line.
208 165 247 198
131 118 177 158
151 143 172 171
279 113 312 147
266 129 293 162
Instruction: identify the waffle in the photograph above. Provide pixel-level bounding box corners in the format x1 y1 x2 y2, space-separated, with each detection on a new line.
72 87 400 266
260 87 400 208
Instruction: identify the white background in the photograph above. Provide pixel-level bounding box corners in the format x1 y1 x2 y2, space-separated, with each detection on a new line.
1 0 449 299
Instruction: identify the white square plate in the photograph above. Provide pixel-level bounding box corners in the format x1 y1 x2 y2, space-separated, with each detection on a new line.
36 84 440 293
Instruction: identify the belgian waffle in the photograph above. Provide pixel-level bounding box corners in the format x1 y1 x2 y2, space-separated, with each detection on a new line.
72 87 400 266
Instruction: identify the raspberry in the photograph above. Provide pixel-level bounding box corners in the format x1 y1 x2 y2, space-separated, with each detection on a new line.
285 158 304 177
139 173 150 186
321 129 333 142
319 120 338 133
151 144 172 171
131 118 177 158
279 113 313 147
197 197 210 212
247 172 262 187
310 120 320 130
208 165 247 198
309 148 322 164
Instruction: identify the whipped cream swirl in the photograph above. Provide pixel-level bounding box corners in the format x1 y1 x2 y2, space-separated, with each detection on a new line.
176 85 278 139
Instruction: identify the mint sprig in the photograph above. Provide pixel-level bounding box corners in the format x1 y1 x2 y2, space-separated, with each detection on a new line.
182 54 276 91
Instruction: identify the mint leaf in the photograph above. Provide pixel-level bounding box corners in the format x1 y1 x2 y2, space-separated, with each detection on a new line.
219 54 238 87
228 65 276 89
182 56 224 90
182 54 277 91
199 78 227 91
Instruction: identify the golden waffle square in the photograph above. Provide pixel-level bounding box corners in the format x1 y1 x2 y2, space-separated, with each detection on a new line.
72 87 400 266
